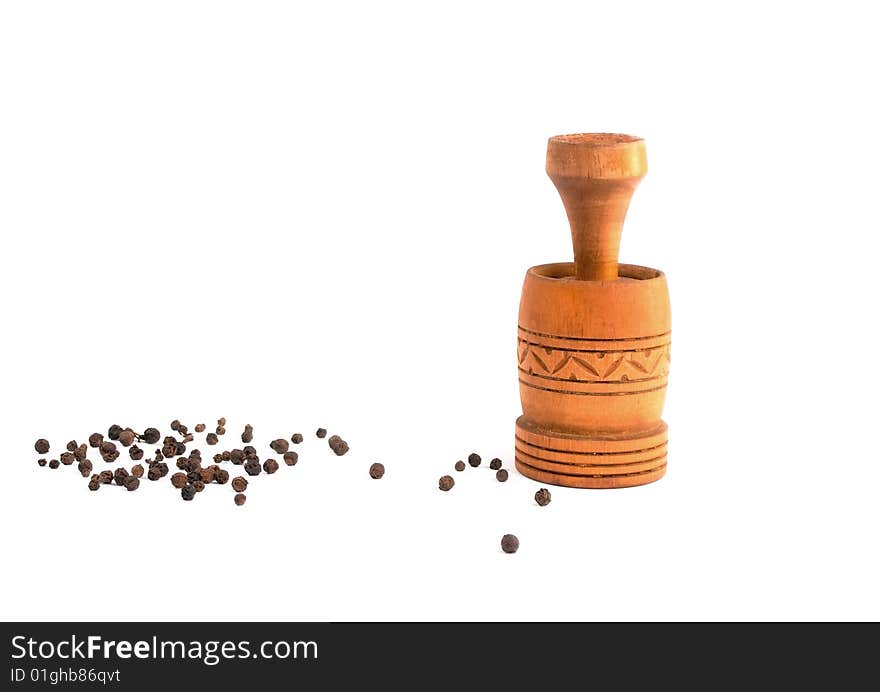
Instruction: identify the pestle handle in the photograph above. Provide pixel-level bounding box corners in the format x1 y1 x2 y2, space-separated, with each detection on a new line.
546 134 647 281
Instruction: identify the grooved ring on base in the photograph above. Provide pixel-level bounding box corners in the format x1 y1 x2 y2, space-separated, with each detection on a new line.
515 457 666 489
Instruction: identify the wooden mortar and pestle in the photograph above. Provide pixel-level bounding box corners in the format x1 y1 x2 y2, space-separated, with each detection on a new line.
514 134 670 488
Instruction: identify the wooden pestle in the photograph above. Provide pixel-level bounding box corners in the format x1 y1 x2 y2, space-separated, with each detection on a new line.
545 134 647 281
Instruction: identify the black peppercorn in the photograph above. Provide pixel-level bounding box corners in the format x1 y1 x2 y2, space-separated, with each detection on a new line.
489 458 502 471
175 441 186 456
291 433 303 444
171 472 187 489
195 423 206 433
78 460 93 477
129 445 144 461
75 444 88 462
270 439 289 454
454 461 466 472
230 449 245 465
131 464 144 479
114 467 129 485
181 485 196 501
244 459 261 476
243 445 257 459
328 435 349 456
535 488 551 507
88 475 101 491
439 475 455 491
315 428 327 439
118 429 136 447
283 451 298 466
369 463 385 479
216 426 226 435
170 420 181 431
496 469 509 482
49 459 60 469
241 424 253 443
60 452 75 465
66 440 77 452
192 479 206 493
37 458 47 467
206 433 218 445
89 433 104 448
98 470 113 484
34 439 50 454
501 534 519 554
232 476 248 492
107 424 122 441
263 458 279 474
234 493 247 506
217 417 226 428
123 476 140 492
147 465 162 481
215 469 229 485
141 428 161 445
468 453 481 467
162 443 177 459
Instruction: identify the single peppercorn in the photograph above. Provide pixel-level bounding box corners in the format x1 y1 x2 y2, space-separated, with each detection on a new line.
439 475 455 491
192 479 206 493
244 459 261 476
141 428 160 445
88 475 101 491
501 534 519 554
316 428 327 439
230 449 245 465
100 440 117 456
243 446 257 459
170 420 181 431
206 433 218 445
496 469 509 482
216 426 226 435
118 429 136 447
291 433 303 444
241 424 253 443
98 470 113 484
199 466 216 483
182 434 194 443
129 445 144 461
217 417 226 427
170 472 188 489
468 453 481 467
49 459 60 469
177 425 189 436
66 440 77 452
369 463 385 479
186 470 201 484
34 439 50 454
88 433 104 448
535 488 552 507
162 443 177 459
263 458 279 474
131 464 144 479
175 441 186 456
181 485 196 501
215 469 229 485
147 465 162 481
283 451 298 466
234 493 247 506
231 476 248 492
60 452 75 465
328 435 349 456
114 467 129 485
37 458 47 467
123 476 140 492
221 450 231 461
107 424 122 440
75 444 88 462
490 458 502 471
270 439 289 454
454 461 466 472
195 423 206 433
78 460 93 477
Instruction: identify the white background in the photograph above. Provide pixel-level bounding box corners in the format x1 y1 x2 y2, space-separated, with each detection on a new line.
1 1 878 622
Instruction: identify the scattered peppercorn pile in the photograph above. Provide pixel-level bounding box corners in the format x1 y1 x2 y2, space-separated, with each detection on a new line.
33 420 380 507
438 452 555 554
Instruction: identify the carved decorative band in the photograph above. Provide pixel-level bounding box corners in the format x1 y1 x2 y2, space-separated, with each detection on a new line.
518 335 670 385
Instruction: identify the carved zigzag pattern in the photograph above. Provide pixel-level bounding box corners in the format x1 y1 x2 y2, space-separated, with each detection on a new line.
518 340 671 382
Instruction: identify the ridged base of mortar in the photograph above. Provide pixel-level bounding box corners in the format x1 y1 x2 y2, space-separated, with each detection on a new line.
514 416 667 489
